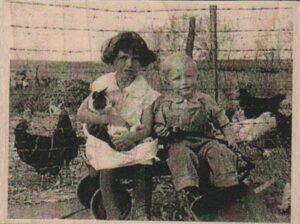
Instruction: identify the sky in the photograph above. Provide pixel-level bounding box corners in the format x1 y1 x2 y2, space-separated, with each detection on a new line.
8 1 294 61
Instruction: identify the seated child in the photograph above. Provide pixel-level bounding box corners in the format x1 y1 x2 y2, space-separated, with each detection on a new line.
80 86 159 220
77 31 161 220
154 53 245 217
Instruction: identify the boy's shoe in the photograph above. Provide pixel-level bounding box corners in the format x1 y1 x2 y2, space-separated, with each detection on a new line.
193 183 249 212
180 184 250 220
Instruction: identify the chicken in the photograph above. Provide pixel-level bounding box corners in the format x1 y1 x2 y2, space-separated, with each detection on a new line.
224 89 291 147
231 112 277 143
14 110 79 175
238 88 285 119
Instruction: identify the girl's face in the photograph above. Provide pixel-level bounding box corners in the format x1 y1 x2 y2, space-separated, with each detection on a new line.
114 50 141 87
168 62 198 98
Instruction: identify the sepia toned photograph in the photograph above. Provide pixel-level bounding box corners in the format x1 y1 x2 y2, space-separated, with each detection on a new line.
2 1 297 222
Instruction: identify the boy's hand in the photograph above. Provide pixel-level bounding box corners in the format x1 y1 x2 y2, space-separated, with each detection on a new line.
227 139 239 152
221 124 238 149
115 139 136 151
156 126 171 138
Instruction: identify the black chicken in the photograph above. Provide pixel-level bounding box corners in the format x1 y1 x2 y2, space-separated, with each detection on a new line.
14 110 79 175
238 88 286 119
235 88 291 148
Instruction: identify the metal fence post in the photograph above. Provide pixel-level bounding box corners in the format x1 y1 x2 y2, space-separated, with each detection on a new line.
210 5 218 102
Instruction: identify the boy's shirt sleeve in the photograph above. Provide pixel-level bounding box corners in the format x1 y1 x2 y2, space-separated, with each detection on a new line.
204 94 230 129
153 96 169 136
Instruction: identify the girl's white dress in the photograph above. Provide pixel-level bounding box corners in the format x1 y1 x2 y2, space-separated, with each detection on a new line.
84 72 160 170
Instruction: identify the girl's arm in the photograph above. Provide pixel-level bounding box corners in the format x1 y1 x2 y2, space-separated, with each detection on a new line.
111 104 154 151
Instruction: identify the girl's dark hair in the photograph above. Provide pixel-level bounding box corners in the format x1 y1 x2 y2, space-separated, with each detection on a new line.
101 31 156 67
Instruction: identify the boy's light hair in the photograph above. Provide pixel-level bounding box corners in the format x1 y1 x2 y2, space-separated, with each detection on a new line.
160 53 198 87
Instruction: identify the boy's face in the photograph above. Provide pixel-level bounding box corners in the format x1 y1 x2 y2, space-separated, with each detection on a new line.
168 62 198 98
114 50 141 84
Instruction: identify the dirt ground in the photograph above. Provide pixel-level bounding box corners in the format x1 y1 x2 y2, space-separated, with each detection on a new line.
8 199 92 220
8 114 290 222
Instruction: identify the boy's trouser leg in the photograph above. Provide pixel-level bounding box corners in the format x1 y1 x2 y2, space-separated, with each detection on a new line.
100 169 127 220
167 140 239 191
167 141 200 191
132 165 152 220
199 140 239 188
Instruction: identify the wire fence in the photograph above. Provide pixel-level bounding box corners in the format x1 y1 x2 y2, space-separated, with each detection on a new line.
9 2 293 57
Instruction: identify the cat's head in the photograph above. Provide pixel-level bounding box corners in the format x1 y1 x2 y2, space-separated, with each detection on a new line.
91 88 108 111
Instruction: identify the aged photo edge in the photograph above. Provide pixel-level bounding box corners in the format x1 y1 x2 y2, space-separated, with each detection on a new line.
0 1 299 223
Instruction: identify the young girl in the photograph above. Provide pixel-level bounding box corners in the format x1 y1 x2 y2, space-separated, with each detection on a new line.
77 32 160 220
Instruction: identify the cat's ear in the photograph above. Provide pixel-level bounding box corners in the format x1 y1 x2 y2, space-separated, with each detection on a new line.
92 91 99 99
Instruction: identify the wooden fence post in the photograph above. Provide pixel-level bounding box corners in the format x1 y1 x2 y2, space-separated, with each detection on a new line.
210 5 218 102
186 17 196 58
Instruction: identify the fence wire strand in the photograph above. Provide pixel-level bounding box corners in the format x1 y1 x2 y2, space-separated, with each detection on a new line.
10 1 293 12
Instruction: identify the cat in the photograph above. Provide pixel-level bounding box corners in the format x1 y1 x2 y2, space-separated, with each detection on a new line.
84 88 142 149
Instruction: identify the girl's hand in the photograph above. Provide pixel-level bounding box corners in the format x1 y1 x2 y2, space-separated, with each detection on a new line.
111 129 136 150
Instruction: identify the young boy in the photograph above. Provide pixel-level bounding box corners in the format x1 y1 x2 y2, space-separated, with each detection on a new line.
154 53 243 217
